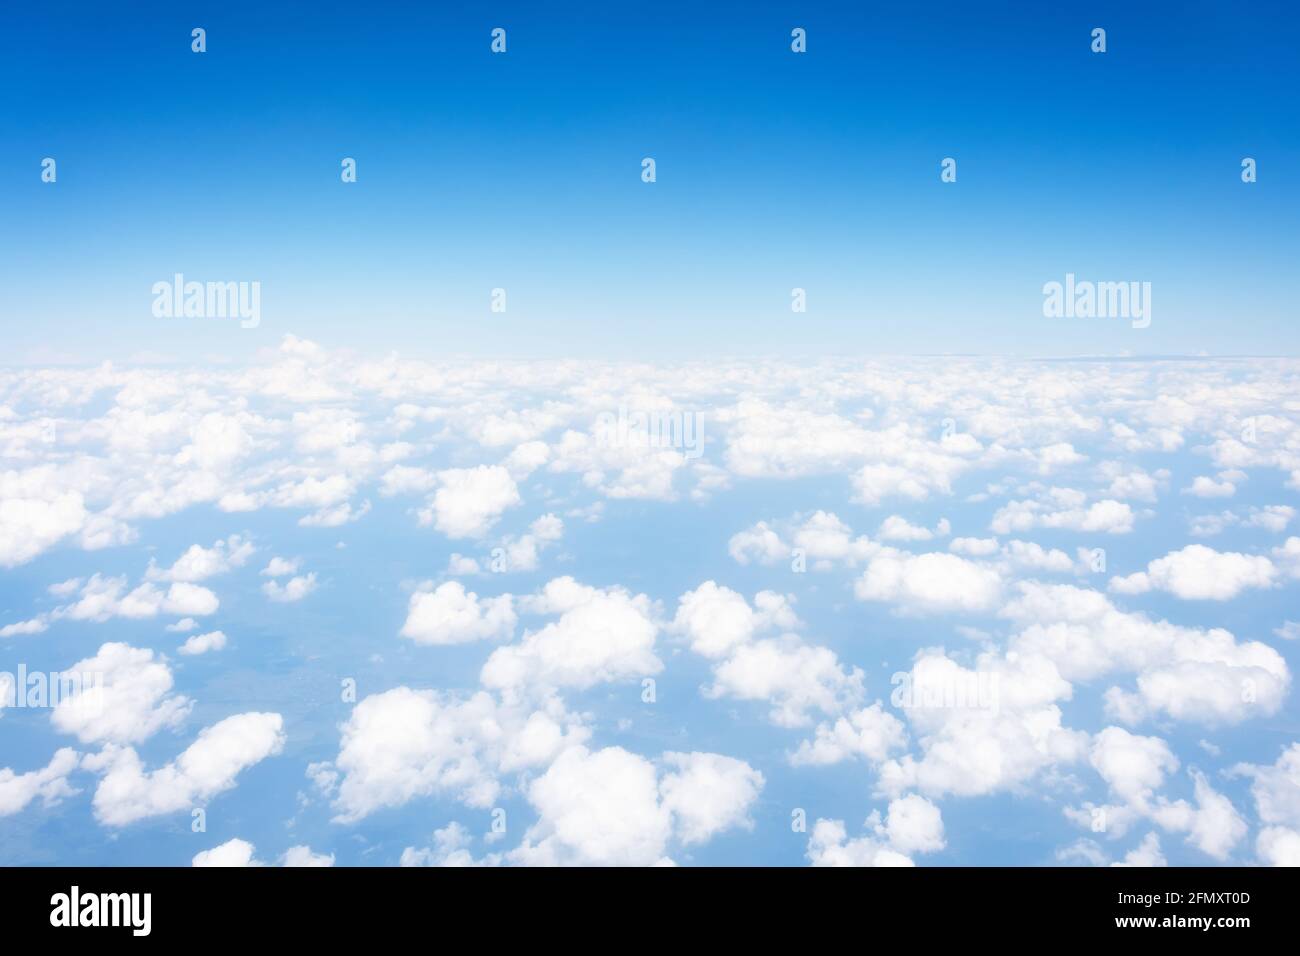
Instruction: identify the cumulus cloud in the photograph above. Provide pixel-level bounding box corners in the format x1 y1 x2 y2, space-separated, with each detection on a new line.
991 490 1135 535
2 573 220 635
262 572 317 602
807 796 945 866
145 534 254 582
1109 545 1276 600
0 749 80 817
1003 582 1289 725
421 465 521 538
401 581 516 645
84 712 285 826
401 822 498 867
481 578 661 696
855 549 1003 615
326 688 588 822
51 643 192 745
193 839 334 867
509 745 763 866
178 630 227 655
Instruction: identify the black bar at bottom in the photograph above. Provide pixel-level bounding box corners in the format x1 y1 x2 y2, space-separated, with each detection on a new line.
0 866 1285 942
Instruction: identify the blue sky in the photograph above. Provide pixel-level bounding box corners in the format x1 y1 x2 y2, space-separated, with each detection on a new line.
2 1 1298 360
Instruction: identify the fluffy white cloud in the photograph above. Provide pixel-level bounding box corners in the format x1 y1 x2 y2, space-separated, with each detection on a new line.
481 578 661 695
1089 727 1179 807
192 839 334 867
991 491 1134 535
509 745 763 866
492 513 565 572
706 637 865 728
855 549 1002 615
327 687 587 822
884 794 946 854
401 581 516 645
85 712 285 826
877 515 950 542
791 703 908 766
727 520 787 566
671 581 797 659
1257 827 1300 866
178 630 227 655
260 556 300 577
658 752 765 846
0 488 87 568
2 574 220 635
806 797 946 867
1109 544 1276 600
1228 743 1300 829
401 822 498 867
262 572 317 602
1003 582 1289 725
146 534 254 582
1184 475 1236 498
0 749 79 817
422 465 521 538
192 838 260 867
51 643 191 745
672 582 864 728
1111 832 1167 867
877 650 1087 798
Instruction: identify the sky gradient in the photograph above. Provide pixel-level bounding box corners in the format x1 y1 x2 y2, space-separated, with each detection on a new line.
2 0 1298 361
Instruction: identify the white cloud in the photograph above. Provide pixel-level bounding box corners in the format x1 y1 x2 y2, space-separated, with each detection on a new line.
85 712 285 826
884 794 946 854
400 581 516 646
0 489 87 568
421 465 521 538
855 549 1002 615
51 642 191 745
658 751 765 846
509 745 763 866
481 578 661 695
192 838 261 867
727 520 787 566
791 703 908 766
671 581 797 659
146 534 254 582
1003 582 1289 725
260 556 300 577
1111 832 1166 867
327 687 588 822
179 630 227 656
262 572 317 603
0 749 79 817
1109 545 1276 600
877 649 1087 798
991 492 1135 535
1184 475 1236 498
805 798 946 868
192 839 334 867
877 515 950 542
1257 827 1300 866
401 822 498 867
1228 743 1300 829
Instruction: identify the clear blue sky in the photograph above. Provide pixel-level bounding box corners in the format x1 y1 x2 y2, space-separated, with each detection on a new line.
1 0 1297 361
